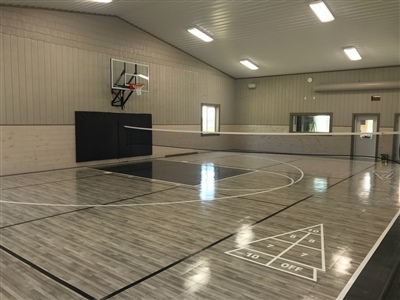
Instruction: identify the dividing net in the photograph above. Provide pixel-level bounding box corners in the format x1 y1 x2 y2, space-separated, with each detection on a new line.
125 126 399 162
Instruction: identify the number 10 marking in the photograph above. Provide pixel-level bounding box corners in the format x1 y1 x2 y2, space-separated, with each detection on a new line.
246 252 259 259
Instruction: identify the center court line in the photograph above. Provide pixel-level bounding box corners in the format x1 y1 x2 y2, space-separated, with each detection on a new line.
336 208 400 300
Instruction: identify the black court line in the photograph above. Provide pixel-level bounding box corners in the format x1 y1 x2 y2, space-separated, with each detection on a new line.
100 164 376 300
0 245 96 300
0 185 181 300
0 207 94 230
0 186 178 230
1 157 384 300
165 151 198 157
236 197 289 207
0 173 106 191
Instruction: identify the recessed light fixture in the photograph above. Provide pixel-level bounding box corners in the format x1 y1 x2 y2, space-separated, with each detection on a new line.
240 59 259 70
343 47 362 60
187 28 213 42
92 0 112 3
309 1 335 22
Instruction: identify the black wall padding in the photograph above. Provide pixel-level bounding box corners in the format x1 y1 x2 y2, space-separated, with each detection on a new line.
75 111 152 162
118 113 152 158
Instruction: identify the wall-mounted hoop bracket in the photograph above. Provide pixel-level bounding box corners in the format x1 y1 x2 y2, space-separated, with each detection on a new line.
111 89 134 110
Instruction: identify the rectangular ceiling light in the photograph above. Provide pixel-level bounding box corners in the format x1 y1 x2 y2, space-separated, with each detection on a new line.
344 47 362 60
240 59 259 70
92 0 112 3
309 1 335 22
187 28 213 42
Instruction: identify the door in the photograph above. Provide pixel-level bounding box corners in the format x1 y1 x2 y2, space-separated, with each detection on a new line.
393 113 400 162
352 114 379 159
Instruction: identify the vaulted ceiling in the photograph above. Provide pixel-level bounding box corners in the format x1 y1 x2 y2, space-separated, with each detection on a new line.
2 1 400 78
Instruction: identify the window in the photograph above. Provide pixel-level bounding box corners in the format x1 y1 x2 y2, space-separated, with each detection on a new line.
290 113 332 133
201 104 220 134
359 119 374 139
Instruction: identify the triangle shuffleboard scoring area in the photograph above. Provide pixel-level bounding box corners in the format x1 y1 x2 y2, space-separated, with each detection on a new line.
225 224 325 282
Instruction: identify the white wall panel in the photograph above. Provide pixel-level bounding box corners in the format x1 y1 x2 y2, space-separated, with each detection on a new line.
236 66 399 127
2 34 12 123
0 7 234 125
10 35 20 123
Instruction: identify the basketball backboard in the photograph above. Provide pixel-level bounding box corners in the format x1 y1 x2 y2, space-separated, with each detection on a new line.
110 58 149 93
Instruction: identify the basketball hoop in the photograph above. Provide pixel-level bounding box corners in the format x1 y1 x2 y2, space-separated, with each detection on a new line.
129 83 145 96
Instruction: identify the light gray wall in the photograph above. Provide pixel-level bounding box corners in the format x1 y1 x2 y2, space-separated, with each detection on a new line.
0 6 235 125
235 66 400 127
1 6 399 175
2 6 398 128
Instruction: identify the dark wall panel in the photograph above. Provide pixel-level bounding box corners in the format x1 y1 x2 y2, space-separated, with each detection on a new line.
118 113 152 158
75 111 152 162
75 112 119 162
140 114 153 156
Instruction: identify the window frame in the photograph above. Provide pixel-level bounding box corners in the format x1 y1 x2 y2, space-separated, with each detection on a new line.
289 112 333 133
201 103 220 136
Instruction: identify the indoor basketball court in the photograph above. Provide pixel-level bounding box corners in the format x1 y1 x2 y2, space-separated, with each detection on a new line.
1 150 399 299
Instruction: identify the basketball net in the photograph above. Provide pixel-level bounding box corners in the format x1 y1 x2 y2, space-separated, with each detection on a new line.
129 83 145 96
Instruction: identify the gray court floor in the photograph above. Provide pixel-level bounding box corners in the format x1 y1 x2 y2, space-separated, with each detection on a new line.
1 152 399 300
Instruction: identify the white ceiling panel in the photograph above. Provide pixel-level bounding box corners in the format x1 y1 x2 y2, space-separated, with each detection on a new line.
2 0 399 78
